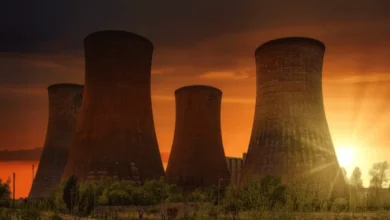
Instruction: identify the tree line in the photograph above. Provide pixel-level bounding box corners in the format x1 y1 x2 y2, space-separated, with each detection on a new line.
0 161 390 219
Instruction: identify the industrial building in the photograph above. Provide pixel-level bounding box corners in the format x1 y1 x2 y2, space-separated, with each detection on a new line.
29 83 83 199
62 30 165 183
226 153 246 186
166 85 230 191
241 37 345 194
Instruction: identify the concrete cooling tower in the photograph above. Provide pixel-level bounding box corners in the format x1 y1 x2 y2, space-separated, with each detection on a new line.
29 84 83 199
242 37 345 192
62 30 165 183
166 85 230 191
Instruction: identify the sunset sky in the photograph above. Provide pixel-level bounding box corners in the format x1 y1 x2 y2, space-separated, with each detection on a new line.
1 0 390 198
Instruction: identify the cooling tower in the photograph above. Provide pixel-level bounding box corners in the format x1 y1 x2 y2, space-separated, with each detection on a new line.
29 84 83 199
166 85 230 191
62 30 165 183
242 37 345 192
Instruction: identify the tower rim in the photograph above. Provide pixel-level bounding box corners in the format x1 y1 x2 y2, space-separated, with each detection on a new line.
47 83 83 90
84 30 153 47
255 37 326 55
175 85 222 95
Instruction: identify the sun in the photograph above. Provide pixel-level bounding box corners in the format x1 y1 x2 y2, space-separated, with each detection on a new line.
335 147 355 168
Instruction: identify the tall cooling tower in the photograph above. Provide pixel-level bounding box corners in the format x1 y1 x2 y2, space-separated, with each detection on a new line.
29 84 83 199
166 85 230 190
62 30 165 183
242 37 344 191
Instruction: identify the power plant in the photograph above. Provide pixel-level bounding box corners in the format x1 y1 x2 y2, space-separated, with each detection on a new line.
241 37 345 191
166 85 230 191
29 83 83 199
62 30 165 183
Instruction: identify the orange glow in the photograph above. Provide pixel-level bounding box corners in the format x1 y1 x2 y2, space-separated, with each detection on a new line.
0 161 39 199
1 24 390 197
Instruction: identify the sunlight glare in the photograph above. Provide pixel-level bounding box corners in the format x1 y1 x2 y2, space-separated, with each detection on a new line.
335 147 355 168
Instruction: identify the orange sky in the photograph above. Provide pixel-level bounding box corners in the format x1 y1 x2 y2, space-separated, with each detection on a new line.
1 2 390 197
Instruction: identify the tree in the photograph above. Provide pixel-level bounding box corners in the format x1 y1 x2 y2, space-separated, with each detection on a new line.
238 179 263 211
350 167 363 188
78 182 98 216
369 161 389 188
0 178 11 207
258 175 286 209
368 161 389 209
62 175 79 214
221 186 242 220
349 166 363 210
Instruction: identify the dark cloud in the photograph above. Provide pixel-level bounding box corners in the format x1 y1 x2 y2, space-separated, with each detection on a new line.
1 0 389 53
0 148 42 161
0 53 84 88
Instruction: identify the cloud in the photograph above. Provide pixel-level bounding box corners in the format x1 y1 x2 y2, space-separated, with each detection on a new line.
152 95 174 102
0 148 42 161
223 97 255 104
151 68 176 75
152 94 254 104
324 73 390 84
0 53 84 88
1 0 389 54
200 70 251 80
0 86 46 95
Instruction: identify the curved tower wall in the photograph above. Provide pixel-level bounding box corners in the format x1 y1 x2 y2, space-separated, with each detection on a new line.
242 37 344 190
166 85 230 190
29 84 83 199
62 30 165 183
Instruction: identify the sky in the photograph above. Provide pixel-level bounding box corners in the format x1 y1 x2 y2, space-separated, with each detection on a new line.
1 0 390 197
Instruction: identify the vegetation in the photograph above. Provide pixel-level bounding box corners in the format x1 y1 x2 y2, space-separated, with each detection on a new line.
4 161 390 219
0 178 11 208
62 174 79 214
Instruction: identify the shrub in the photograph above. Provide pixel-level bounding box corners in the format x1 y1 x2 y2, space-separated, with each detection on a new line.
50 212 63 220
18 208 42 220
0 179 11 208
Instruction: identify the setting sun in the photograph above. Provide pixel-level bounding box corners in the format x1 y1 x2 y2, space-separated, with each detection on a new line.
335 147 355 168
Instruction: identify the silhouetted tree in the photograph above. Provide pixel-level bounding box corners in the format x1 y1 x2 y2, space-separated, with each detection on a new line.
0 178 11 207
62 175 79 214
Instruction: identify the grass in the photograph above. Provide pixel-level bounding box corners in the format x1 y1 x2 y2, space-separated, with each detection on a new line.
3 208 390 220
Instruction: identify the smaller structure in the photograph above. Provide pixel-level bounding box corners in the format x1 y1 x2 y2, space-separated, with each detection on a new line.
226 153 247 186
166 85 230 192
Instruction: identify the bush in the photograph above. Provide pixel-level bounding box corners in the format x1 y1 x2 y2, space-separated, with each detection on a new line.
18 208 42 220
331 197 348 216
0 208 15 220
0 179 11 208
50 212 63 220
62 175 79 213
78 193 96 215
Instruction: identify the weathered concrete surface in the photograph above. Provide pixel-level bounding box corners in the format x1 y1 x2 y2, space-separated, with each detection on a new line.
242 37 346 195
29 84 83 199
166 85 230 191
62 30 165 183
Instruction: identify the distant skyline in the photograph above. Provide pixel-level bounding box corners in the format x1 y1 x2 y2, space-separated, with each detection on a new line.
1 0 390 197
